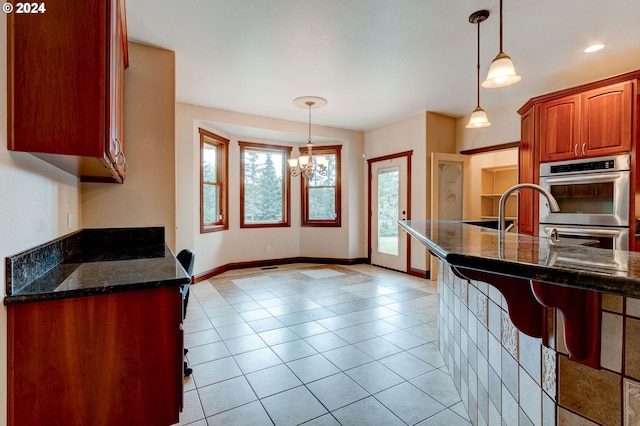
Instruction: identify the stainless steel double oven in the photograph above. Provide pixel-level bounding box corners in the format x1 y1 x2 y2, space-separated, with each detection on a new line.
539 154 631 270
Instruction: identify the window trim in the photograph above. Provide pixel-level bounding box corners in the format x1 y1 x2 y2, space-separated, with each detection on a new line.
199 128 229 233
302 144 342 227
239 141 292 229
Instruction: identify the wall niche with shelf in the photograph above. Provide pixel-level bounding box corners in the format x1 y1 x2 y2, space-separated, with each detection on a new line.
480 166 518 220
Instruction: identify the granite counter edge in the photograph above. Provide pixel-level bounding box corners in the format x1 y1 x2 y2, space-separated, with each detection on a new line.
4 277 190 305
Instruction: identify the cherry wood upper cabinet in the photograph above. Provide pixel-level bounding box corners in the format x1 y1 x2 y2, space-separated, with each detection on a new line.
538 80 634 163
582 81 633 158
7 0 129 183
539 95 581 162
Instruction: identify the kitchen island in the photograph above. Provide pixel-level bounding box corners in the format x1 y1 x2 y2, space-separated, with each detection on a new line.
399 220 640 426
4 227 190 426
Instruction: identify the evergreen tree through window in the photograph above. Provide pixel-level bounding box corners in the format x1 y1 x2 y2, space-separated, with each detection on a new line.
240 142 291 228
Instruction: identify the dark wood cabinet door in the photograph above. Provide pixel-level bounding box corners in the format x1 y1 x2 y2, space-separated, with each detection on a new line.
7 287 183 426
518 106 539 235
539 95 581 162
7 0 128 182
582 81 633 157
7 0 107 157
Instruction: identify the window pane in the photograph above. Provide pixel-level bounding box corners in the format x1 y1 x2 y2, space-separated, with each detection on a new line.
243 149 284 223
203 184 219 224
308 187 335 220
377 166 399 256
203 144 217 183
309 154 336 186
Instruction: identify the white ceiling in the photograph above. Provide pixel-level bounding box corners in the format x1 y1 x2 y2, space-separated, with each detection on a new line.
126 0 640 132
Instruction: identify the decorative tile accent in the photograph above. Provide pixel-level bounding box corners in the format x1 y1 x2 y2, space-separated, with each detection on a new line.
477 292 488 327
601 294 623 313
501 310 518 359
625 378 640 426
600 312 623 373
542 346 556 399
626 318 640 381
460 277 468 307
558 355 621 426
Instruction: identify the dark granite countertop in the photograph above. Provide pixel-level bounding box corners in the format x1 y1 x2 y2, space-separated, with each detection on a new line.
399 220 640 298
4 227 190 305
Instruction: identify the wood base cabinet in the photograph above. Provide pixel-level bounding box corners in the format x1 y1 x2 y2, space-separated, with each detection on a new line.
7 0 129 182
7 287 183 426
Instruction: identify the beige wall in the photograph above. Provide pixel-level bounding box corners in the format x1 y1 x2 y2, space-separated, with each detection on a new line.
0 14 83 425
364 112 429 272
175 102 365 277
81 42 177 249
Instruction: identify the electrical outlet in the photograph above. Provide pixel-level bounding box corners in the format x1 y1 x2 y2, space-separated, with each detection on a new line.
266 245 272 253
66 213 73 230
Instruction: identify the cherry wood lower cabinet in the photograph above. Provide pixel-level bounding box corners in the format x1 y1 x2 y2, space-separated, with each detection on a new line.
7 287 183 426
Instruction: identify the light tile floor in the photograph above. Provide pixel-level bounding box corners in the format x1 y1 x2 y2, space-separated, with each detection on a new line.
172 263 471 426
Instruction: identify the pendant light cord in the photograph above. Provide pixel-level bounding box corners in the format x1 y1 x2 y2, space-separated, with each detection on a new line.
475 18 481 108
499 0 504 53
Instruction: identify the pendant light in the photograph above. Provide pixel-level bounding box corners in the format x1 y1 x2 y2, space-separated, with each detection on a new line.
482 0 521 88
466 10 491 129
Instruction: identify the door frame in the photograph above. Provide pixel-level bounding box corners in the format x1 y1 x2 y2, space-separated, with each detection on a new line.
430 152 471 279
367 150 414 275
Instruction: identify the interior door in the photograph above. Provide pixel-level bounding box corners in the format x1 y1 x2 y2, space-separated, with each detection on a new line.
371 156 409 272
430 152 471 278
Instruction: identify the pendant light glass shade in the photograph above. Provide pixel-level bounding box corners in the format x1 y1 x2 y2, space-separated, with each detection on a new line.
482 52 521 88
466 106 491 128
482 0 521 89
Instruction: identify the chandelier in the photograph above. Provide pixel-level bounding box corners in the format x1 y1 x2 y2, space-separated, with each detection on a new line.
288 96 329 179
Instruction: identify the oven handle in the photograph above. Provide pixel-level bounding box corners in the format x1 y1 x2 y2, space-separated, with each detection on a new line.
542 173 622 184
540 226 622 237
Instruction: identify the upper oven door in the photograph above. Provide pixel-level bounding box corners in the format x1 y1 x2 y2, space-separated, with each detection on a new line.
539 170 630 227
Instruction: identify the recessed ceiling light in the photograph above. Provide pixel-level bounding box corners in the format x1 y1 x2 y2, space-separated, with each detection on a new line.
584 43 605 53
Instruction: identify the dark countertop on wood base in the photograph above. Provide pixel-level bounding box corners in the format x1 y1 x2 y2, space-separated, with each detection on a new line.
4 227 190 305
399 220 640 298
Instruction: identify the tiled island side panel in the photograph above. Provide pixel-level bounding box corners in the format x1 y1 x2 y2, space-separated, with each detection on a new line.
437 260 640 426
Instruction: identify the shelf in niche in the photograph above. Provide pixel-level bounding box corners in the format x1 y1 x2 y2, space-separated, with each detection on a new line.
481 165 518 219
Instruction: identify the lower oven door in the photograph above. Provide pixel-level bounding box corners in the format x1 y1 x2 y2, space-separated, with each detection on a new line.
539 224 629 272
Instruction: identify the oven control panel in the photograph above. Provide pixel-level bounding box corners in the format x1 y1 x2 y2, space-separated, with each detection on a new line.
541 154 630 177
